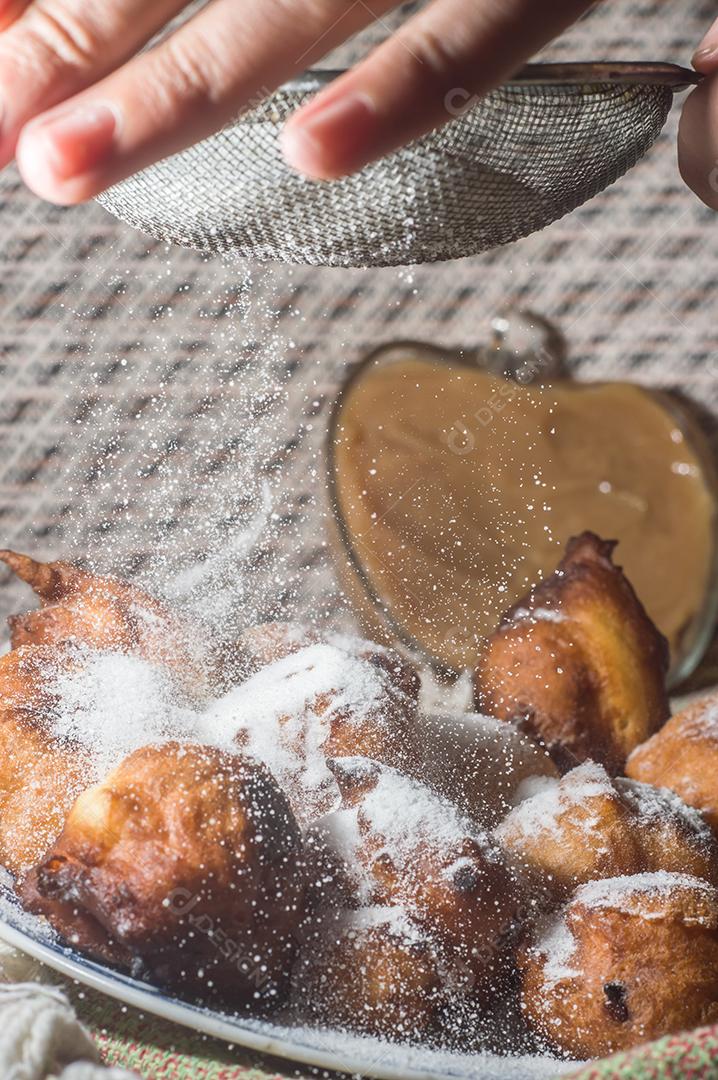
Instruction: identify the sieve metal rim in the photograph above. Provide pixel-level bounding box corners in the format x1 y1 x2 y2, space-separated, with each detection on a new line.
281 61 700 98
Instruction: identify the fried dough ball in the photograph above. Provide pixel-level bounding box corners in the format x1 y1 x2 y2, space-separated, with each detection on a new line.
474 533 670 774
203 639 419 825
496 762 718 897
406 712 557 829
214 621 420 698
295 906 459 1039
519 873 718 1058
0 645 91 877
317 756 524 992
626 694 718 832
318 640 419 762
0 550 209 698
213 621 320 690
344 635 421 707
20 742 306 1008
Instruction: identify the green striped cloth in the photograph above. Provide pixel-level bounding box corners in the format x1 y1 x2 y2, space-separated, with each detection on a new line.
71 985 292 1079
68 982 718 1080
565 1027 718 1080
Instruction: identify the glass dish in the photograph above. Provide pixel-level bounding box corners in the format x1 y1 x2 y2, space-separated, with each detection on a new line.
326 312 718 690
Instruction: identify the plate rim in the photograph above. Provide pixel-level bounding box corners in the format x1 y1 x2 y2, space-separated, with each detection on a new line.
0 899 571 1080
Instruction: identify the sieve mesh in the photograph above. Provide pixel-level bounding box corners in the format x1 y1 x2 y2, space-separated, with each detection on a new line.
96 63 696 268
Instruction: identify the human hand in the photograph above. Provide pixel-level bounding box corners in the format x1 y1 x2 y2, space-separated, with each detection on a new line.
3 0 596 206
679 17 718 210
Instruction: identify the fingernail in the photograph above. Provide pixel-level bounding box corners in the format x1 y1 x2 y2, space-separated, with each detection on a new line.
281 92 377 179
694 20 718 70
693 45 717 69
25 102 118 179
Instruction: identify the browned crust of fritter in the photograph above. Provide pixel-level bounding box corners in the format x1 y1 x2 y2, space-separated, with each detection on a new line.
19 742 306 1007
0 550 209 697
474 532 670 774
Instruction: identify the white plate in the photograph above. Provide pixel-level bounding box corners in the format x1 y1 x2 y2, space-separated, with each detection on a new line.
0 883 571 1080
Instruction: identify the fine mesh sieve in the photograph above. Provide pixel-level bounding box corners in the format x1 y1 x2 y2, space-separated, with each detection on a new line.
97 62 699 268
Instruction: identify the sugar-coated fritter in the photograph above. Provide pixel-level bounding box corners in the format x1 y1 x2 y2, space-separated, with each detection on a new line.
20 742 306 1007
319 756 524 993
0 645 91 876
0 550 208 697
0 536 697 1050
295 906 458 1039
204 639 419 826
496 762 718 896
519 873 718 1058
474 533 670 774
627 693 718 832
215 620 420 700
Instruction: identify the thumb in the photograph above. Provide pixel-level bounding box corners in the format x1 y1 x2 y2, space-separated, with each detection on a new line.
693 14 718 74
678 75 718 211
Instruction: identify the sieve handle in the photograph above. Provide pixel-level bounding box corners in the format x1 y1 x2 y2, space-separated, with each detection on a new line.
509 61 701 91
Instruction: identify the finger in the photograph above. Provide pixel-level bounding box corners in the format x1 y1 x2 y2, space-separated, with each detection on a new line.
16 0 398 205
678 75 718 211
693 15 718 75
0 0 185 170
0 0 31 34
281 0 598 179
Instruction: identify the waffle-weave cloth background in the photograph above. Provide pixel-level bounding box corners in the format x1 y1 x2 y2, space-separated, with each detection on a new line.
0 0 716 634
2 1 718 1079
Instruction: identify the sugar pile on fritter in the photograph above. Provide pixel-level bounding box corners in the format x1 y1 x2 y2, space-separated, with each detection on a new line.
201 637 418 825
49 651 199 776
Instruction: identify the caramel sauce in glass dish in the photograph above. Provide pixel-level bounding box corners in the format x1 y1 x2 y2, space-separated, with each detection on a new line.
326 318 718 689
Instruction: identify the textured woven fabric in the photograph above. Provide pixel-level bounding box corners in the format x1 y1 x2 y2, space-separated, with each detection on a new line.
565 1026 718 1080
77 990 286 1080
0 984 136 1079
0 943 293 1079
